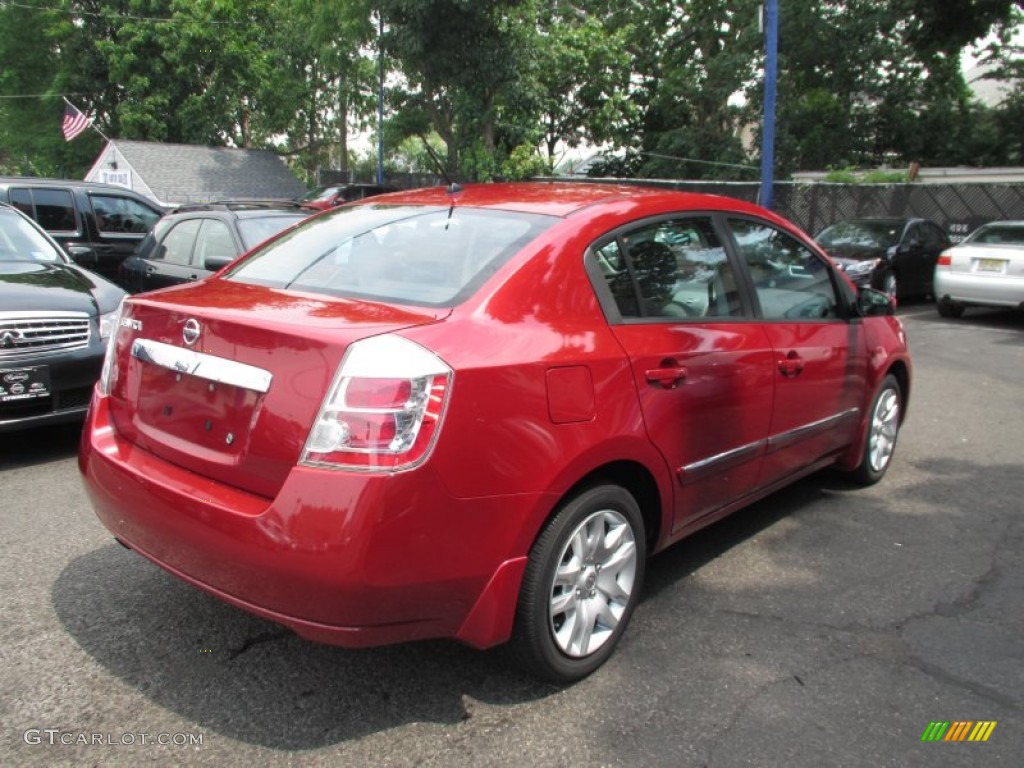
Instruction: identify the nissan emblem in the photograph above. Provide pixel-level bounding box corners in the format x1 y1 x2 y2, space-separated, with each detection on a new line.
182 318 201 347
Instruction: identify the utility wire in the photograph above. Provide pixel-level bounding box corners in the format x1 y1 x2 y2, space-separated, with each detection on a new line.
3 1 253 25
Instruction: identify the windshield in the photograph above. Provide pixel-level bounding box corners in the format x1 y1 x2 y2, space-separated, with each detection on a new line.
297 187 337 203
966 224 1024 246
226 204 556 307
237 214 308 250
0 209 64 263
817 221 902 249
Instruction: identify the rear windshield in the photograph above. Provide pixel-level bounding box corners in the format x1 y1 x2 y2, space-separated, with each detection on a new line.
225 205 556 306
966 224 1024 246
237 214 308 250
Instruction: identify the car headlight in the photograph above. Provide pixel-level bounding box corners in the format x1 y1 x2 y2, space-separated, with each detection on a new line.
98 308 119 340
845 258 880 275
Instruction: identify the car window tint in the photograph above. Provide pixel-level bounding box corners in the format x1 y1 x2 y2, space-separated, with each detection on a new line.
31 188 77 232
228 205 556 307
195 219 236 265
728 218 838 320
922 222 947 247
158 219 202 265
91 194 161 234
600 217 743 320
9 188 34 218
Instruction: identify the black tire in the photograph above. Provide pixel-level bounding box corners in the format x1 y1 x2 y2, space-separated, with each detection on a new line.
847 374 901 486
937 299 964 318
509 484 646 683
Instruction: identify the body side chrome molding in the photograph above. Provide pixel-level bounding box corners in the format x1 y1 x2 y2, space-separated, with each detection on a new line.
765 407 860 453
678 407 861 484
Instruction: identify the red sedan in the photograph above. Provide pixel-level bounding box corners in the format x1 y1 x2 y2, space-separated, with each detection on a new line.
79 183 910 682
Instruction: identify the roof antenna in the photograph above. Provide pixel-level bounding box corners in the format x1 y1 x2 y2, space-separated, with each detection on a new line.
418 134 459 191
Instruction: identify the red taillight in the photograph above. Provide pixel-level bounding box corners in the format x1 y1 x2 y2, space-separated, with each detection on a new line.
301 335 452 472
936 253 952 268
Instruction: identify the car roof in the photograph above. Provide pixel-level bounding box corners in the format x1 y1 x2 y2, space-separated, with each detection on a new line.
0 176 152 197
359 181 766 218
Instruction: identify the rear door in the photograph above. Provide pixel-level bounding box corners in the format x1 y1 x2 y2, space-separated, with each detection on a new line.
591 214 775 531
724 217 866 485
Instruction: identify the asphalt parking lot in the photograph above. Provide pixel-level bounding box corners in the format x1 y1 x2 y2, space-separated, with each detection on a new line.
2 304 1022 767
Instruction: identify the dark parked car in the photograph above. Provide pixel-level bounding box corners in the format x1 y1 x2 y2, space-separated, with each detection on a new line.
81 183 910 682
0 177 164 285
296 183 398 210
120 201 310 293
815 217 950 299
0 203 125 432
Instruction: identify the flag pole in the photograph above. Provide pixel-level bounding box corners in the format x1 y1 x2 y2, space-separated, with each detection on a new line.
62 95 111 143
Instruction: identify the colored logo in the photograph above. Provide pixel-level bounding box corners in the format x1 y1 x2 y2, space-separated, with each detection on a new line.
921 721 997 742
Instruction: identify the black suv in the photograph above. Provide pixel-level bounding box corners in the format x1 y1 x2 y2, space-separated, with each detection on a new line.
120 201 310 293
0 177 164 285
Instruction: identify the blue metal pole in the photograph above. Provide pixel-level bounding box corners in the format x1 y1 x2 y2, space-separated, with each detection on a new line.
759 0 778 209
377 13 385 186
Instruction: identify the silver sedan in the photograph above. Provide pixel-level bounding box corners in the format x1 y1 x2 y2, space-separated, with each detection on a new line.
934 221 1024 317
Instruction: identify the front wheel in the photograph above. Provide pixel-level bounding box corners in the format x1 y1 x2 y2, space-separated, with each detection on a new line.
510 484 646 683
847 374 902 485
880 270 898 298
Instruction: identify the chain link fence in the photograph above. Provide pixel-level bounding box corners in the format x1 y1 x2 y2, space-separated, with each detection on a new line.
542 177 1024 240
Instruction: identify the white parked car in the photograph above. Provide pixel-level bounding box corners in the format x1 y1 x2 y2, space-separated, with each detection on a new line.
934 221 1024 318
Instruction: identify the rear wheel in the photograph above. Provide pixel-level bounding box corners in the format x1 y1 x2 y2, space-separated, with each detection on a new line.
510 484 646 683
937 299 965 318
847 374 901 485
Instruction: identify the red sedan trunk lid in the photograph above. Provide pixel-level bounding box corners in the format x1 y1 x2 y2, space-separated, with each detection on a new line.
107 281 447 498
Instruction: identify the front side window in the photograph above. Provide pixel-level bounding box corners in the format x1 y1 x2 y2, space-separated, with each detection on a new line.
227 205 555 307
728 219 838 320
593 217 744 320
90 195 161 234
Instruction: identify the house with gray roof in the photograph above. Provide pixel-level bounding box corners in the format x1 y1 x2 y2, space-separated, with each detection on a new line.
84 139 306 206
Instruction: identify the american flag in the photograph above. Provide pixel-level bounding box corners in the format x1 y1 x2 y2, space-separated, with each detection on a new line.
62 102 92 142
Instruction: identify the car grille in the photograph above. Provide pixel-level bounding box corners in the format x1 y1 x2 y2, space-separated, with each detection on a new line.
0 312 91 360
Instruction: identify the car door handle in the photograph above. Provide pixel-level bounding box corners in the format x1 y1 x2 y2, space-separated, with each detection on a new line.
645 361 687 389
778 351 804 378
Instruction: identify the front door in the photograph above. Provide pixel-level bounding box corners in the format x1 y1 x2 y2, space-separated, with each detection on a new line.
724 217 866 485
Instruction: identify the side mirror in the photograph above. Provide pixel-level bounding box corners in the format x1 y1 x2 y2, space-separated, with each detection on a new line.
857 287 896 317
204 254 234 271
66 245 98 266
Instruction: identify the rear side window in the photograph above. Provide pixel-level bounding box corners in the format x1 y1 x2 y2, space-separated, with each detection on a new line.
227 205 555 307
728 219 838 320
20 188 77 232
593 217 745 320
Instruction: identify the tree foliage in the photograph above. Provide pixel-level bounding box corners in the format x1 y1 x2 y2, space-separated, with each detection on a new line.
1 0 1022 181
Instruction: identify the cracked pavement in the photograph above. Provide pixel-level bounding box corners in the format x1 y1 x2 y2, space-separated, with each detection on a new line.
1 304 1021 767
